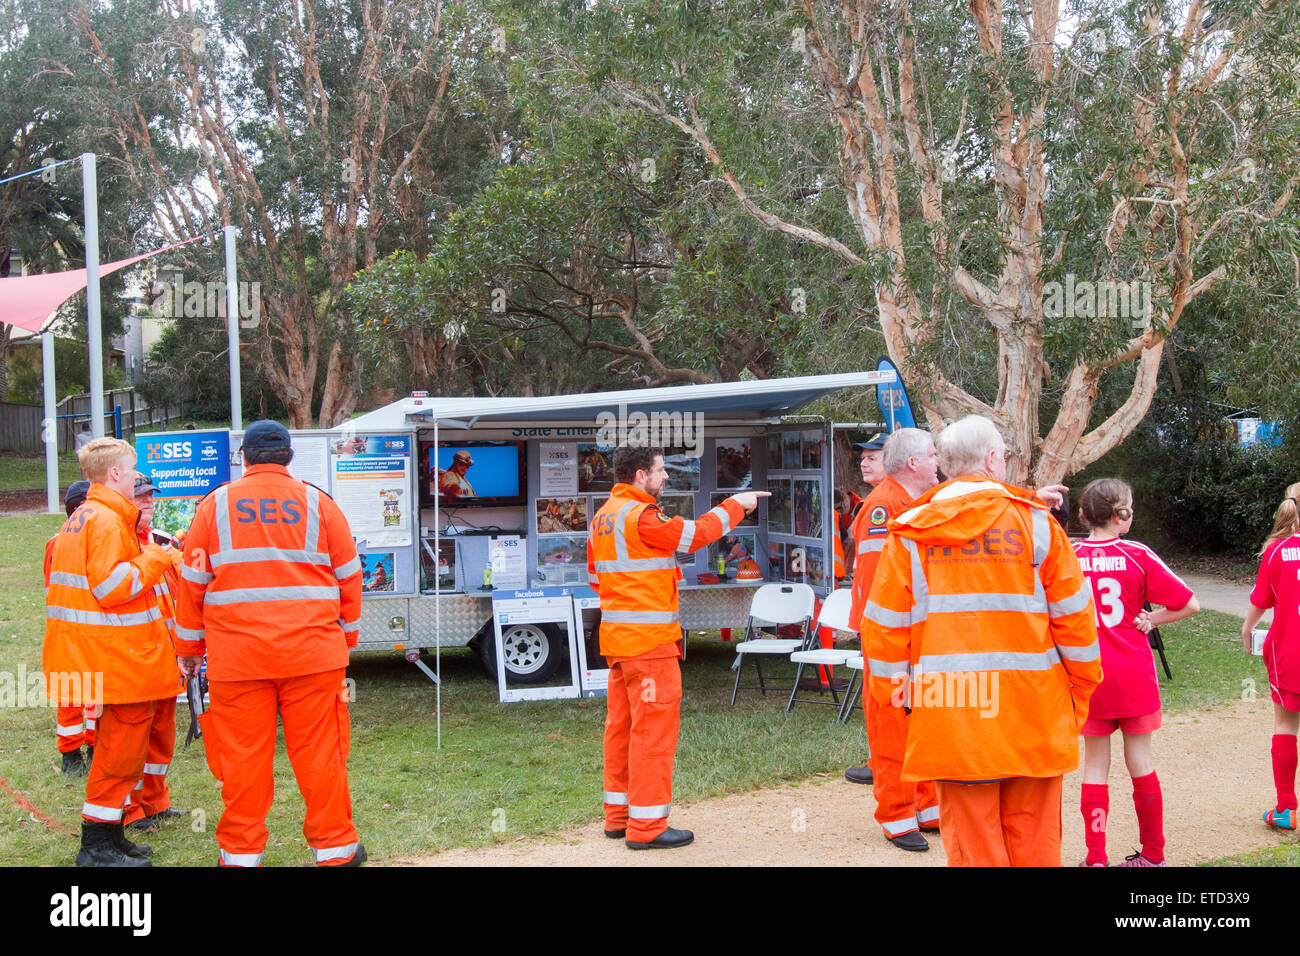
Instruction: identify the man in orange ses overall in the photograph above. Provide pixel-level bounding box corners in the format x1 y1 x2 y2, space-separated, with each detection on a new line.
862 415 1100 866
175 420 366 867
46 480 96 776
854 428 942 852
123 475 186 832
589 445 767 849
45 438 176 867
842 434 887 785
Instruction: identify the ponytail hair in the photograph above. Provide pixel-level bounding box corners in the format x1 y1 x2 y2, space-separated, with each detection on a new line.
1077 478 1134 530
1259 482 1300 556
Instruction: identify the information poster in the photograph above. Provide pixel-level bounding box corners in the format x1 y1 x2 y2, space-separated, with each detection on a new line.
489 535 527 590
491 588 581 702
572 588 608 698
331 434 412 548
135 429 230 537
539 442 578 496
287 436 330 488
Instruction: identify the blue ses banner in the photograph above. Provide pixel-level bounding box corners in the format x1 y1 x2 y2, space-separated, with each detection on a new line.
875 356 916 431
135 430 231 498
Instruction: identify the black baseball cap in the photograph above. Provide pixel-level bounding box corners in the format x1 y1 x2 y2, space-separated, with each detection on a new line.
64 480 91 515
853 432 887 451
241 420 291 452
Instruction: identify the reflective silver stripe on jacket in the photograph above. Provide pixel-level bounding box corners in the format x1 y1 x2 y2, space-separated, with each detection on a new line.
612 500 639 561
1048 583 1092 619
706 504 734 536
866 657 910 679
914 648 1063 674
143 762 169 775
181 563 215 585
210 547 332 568
304 484 321 553
903 538 929 623
928 591 1048 615
313 842 360 863
628 804 671 819
675 519 697 553
858 538 885 555
1056 641 1101 662
600 610 680 625
56 721 85 737
48 605 163 628
214 486 232 552
333 556 362 580
48 572 90 590
593 557 677 573
176 626 204 642
92 562 142 601
603 791 629 805
1032 507 1050 566
204 585 341 605
341 619 360 634
219 849 263 867
864 601 911 629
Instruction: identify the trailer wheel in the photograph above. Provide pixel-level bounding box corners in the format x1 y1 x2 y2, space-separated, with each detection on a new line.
479 622 565 684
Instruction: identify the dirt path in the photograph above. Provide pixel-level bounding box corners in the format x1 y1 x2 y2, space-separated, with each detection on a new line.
392 697 1287 867
1181 572 1269 625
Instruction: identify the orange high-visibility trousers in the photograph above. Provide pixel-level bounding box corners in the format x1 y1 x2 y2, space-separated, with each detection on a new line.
81 701 154 824
56 705 97 753
123 696 176 824
867 691 938 836
208 668 360 867
603 656 682 843
935 776 1063 866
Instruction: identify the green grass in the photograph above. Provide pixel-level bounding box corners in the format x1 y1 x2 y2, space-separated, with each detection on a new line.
0 508 1269 866
0 511 862 866
0 455 82 493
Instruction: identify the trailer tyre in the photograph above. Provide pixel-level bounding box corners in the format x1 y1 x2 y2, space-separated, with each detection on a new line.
479 622 565 684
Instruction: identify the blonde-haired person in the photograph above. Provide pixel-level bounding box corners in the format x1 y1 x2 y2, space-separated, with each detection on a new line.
44 437 177 865
1073 478 1199 866
1242 483 1300 832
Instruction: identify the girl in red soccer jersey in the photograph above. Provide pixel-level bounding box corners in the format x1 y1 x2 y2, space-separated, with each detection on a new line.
1073 479 1200 867
1242 483 1300 832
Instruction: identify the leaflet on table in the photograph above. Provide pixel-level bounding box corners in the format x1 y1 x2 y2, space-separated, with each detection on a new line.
489 535 527 590
331 434 412 547
539 442 578 497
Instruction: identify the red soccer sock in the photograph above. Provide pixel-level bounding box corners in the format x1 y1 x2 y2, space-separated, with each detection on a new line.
1132 772 1164 864
1080 783 1108 865
1271 734 1298 812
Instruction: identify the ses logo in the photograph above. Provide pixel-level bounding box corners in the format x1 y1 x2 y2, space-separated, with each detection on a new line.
145 441 193 462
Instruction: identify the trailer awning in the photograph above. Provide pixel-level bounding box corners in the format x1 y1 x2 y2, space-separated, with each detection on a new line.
340 370 896 432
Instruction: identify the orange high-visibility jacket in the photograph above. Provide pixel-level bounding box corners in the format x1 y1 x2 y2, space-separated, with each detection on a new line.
862 478 1101 782
43 484 178 705
832 511 846 579
588 483 743 659
138 525 184 649
175 464 363 681
849 476 914 633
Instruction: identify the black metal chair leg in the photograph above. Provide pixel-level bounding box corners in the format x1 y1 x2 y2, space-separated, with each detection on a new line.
731 654 744 707
756 656 766 695
786 660 806 712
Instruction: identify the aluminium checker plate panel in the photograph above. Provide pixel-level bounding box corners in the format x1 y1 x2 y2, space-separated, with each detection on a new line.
678 586 755 630
352 593 490 651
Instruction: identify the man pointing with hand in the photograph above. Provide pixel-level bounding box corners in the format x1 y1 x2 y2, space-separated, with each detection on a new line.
589 445 768 849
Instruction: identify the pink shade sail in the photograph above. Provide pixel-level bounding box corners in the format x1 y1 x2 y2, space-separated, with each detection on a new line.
0 237 202 333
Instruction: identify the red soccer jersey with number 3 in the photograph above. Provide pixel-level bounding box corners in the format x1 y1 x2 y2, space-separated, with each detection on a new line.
1073 536 1195 719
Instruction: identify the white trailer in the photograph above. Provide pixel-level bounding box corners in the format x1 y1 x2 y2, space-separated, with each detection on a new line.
249 371 893 693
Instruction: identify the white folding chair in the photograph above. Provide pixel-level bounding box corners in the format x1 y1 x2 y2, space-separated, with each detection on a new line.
729 583 816 706
786 588 856 713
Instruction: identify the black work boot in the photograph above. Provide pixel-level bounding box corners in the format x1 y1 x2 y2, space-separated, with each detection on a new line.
61 749 87 776
74 821 151 867
112 823 153 858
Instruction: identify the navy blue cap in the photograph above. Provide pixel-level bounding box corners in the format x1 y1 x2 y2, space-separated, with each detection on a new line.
241 420 291 452
64 479 91 515
853 432 887 451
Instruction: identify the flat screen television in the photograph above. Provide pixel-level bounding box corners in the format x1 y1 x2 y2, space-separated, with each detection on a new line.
421 441 526 508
